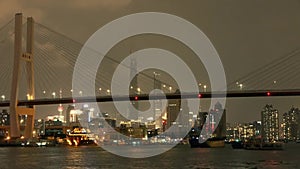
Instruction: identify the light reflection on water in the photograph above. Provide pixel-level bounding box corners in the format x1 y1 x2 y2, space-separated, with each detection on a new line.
0 144 299 169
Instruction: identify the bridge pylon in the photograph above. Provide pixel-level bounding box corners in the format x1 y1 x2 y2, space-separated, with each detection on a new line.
9 13 35 139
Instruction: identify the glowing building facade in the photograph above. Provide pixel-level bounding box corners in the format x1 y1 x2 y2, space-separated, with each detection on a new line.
261 104 279 142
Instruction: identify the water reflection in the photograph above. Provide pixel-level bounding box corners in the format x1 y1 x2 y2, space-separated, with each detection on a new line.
0 144 299 169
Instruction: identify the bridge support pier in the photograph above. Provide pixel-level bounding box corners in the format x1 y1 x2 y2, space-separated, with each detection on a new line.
9 13 35 139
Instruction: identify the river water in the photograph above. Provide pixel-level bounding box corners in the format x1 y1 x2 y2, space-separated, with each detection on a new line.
0 143 299 169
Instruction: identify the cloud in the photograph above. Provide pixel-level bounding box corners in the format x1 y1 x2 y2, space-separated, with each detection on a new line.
0 0 21 23
0 0 45 27
69 0 132 10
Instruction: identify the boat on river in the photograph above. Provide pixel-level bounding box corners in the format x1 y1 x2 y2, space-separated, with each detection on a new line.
243 138 284 150
66 128 97 146
188 128 225 148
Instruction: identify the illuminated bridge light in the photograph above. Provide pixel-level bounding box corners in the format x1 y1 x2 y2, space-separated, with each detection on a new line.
198 94 202 98
134 96 138 101
1 90 300 107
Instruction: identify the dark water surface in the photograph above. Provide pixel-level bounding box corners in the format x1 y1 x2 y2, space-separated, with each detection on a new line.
0 144 300 169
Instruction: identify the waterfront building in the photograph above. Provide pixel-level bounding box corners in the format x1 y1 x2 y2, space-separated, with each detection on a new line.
226 121 261 142
0 109 9 138
240 121 261 141
226 123 239 142
282 106 300 141
118 121 147 139
261 104 279 142
0 109 9 126
252 121 262 137
34 119 45 136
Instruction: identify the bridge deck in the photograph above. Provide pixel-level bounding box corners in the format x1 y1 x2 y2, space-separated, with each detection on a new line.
0 90 299 107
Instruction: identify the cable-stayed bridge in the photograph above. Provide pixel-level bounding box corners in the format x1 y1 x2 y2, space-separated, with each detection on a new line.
0 16 299 102
0 14 299 138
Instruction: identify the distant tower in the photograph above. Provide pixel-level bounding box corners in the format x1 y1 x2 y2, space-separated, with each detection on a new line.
128 56 139 120
9 13 36 139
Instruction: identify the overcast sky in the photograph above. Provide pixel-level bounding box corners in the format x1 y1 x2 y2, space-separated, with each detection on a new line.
1 0 300 123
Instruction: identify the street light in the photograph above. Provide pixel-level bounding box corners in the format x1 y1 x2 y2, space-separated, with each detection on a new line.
52 92 56 98
106 89 111 95
137 87 141 94
1 95 5 101
239 83 243 90
169 86 172 93
203 85 207 92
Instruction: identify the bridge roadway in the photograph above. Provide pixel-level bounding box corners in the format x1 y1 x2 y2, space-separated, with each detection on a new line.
0 89 299 107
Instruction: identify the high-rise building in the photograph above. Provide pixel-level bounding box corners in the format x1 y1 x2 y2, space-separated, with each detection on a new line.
166 97 181 130
166 89 190 137
153 72 163 130
197 102 226 139
261 104 279 142
206 102 226 139
282 106 300 141
128 57 139 120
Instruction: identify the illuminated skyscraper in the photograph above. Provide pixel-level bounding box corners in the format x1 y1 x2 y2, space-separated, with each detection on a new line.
282 106 300 141
206 102 226 138
261 104 279 142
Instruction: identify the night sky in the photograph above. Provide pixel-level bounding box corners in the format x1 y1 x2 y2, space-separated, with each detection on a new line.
1 0 300 123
